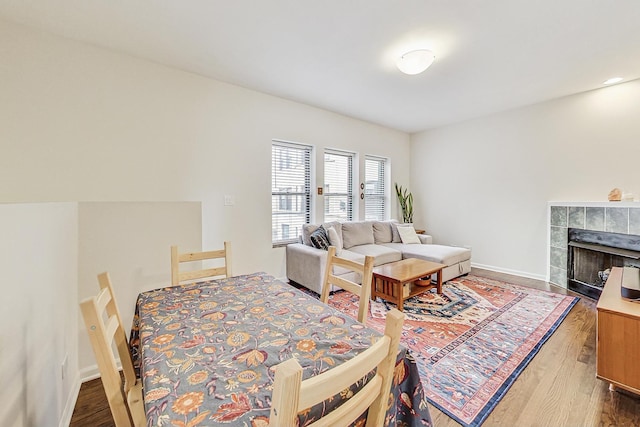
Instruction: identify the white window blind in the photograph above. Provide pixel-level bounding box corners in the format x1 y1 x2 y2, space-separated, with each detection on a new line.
364 155 387 221
324 150 354 222
272 141 312 245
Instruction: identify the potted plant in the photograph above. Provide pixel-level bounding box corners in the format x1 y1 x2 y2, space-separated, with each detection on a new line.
394 183 413 223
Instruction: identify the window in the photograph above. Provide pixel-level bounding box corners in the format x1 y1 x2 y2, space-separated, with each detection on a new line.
272 141 312 245
324 150 354 222
364 155 387 221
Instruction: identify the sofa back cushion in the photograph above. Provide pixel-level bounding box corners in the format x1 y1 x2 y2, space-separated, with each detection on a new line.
341 221 374 249
372 220 396 244
302 222 342 246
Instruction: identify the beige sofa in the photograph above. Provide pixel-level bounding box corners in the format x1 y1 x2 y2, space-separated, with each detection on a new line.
286 220 471 295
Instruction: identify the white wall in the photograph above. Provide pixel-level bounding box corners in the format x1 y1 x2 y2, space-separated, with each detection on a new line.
77 202 202 376
411 79 640 279
0 19 410 279
0 203 78 427
0 19 410 427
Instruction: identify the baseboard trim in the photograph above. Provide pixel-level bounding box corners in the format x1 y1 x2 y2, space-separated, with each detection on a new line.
471 262 546 282
79 364 102 383
59 373 81 427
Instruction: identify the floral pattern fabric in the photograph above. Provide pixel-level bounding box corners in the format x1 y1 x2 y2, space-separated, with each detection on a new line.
130 272 432 427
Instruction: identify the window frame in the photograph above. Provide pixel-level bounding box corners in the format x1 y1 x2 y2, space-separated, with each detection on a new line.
323 149 355 223
363 155 389 221
271 140 313 247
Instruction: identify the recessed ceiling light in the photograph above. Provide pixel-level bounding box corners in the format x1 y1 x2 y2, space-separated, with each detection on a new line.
396 49 435 75
603 77 623 85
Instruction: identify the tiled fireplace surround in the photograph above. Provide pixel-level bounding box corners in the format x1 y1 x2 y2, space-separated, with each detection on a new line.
548 202 640 289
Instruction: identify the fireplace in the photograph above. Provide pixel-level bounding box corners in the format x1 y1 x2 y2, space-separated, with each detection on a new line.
567 228 640 299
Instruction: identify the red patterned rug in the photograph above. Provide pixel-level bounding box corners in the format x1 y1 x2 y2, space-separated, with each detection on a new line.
306 275 579 427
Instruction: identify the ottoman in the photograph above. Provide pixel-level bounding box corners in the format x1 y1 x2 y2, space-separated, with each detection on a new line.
400 244 471 282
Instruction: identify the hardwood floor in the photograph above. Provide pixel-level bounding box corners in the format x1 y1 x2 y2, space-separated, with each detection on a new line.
69 376 115 427
70 268 640 426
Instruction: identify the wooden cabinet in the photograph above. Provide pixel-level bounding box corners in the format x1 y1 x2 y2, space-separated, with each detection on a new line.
596 267 640 394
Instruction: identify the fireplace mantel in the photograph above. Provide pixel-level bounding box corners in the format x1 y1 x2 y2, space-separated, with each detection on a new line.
547 202 640 289
549 201 640 208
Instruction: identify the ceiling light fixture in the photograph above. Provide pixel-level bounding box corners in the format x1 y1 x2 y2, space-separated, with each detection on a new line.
396 49 435 75
603 77 623 85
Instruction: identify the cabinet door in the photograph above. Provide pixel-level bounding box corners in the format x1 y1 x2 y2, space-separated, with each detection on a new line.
597 309 640 393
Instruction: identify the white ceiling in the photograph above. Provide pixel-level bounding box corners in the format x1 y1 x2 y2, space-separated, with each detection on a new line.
1 1 639 133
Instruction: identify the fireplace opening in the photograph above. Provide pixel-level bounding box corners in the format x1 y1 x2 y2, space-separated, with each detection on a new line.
567 228 640 299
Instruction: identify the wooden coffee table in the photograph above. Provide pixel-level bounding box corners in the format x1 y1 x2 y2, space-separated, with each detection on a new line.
371 258 446 311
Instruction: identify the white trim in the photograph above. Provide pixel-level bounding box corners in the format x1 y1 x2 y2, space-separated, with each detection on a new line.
58 373 82 427
546 203 551 283
471 262 546 282
80 363 104 382
271 138 313 150
548 201 640 207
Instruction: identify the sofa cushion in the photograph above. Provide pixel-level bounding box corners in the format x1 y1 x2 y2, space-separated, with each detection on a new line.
341 221 374 249
372 221 395 244
310 225 330 250
326 226 343 253
400 244 471 266
302 221 342 246
397 225 421 244
391 222 413 243
332 249 366 276
348 244 402 266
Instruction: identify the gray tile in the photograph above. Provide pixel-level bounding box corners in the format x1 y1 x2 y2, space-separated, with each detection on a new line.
606 207 629 234
550 247 568 269
550 226 568 249
550 206 567 227
585 207 605 231
550 266 567 288
630 208 640 235
568 207 585 229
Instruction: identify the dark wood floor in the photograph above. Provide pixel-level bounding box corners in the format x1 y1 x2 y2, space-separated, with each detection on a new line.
70 268 640 426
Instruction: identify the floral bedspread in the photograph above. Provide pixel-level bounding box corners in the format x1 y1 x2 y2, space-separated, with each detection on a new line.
130 272 432 426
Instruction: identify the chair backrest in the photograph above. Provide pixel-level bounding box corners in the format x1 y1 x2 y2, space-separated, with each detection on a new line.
269 308 405 427
320 246 374 325
170 241 232 286
80 272 146 427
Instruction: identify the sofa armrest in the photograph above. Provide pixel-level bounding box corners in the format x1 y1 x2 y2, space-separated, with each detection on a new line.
286 243 328 294
418 234 433 244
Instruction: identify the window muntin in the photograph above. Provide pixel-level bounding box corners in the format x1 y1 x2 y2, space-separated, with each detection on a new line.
324 150 354 222
364 156 387 221
272 141 312 245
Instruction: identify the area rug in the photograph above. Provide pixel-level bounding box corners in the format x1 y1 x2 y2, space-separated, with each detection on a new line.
307 275 579 427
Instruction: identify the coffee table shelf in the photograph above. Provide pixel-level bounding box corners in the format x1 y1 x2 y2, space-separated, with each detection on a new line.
371 258 446 311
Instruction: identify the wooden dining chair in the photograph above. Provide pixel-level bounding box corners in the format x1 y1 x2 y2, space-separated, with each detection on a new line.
170 241 232 286
320 246 374 325
80 273 146 427
269 308 405 427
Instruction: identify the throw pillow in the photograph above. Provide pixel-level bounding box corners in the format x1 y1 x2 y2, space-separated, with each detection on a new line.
397 225 421 244
391 221 412 243
309 225 330 250
326 226 343 254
